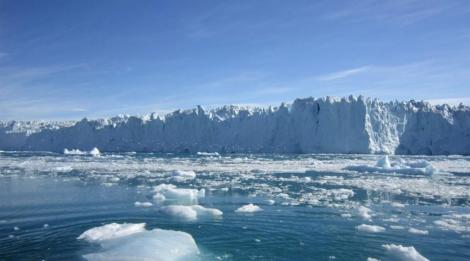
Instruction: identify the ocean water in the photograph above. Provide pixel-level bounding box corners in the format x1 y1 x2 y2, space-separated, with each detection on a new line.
0 152 469 260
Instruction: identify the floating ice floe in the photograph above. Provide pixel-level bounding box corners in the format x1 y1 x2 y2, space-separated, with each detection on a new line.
171 170 196 181
356 224 385 233
134 201 153 208
235 204 263 213
161 205 223 221
78 223 145 241
433 213 470 234
196 152 220 156
153 184 205 205
64 147 100 156
358 206 373 221
382 244 429 261
78 223 199 261
345 156 437 175
408 228 429 235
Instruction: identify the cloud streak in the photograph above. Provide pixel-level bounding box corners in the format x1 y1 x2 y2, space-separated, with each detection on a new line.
316 66 370 81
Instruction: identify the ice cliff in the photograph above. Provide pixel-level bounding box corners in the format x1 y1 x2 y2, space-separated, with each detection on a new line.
1 96 469 155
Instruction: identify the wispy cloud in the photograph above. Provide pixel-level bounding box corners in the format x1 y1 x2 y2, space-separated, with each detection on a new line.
316 66 370 81
321 0 466 25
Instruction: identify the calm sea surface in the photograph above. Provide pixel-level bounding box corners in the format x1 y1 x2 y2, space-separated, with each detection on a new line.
0 152 469 260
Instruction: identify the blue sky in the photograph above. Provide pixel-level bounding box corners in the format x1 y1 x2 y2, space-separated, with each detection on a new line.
1 0 470 120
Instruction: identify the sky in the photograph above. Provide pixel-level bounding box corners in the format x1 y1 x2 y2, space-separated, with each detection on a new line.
1 0 470 120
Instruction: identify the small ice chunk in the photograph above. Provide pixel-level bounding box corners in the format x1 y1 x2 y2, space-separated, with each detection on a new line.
235 204 263 213
171 170 196 181
358 206 373 221
64 147 100 156
43 224 49 229
356 224 385 233
13 226 19 231
367 258 380 261
408 228 429 235
64 148 85 155
391 202 406 208
134 201 153 208
89 147 100 156
197 152 220 156
382 244 429 261
376 155 391 168
266 199 275 205
161 205 223 221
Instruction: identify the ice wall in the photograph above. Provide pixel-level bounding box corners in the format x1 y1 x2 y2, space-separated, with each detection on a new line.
1 96 469 155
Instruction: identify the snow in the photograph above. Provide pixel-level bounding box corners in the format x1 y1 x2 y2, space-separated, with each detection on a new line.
153 184 205 205
356 224 386 233
161 205 223 221
78 223 199 261
382 244 429 261
2 96 469 155
134 201 153 207
235 204 263 213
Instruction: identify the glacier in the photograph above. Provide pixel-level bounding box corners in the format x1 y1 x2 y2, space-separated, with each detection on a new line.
1 95 469 155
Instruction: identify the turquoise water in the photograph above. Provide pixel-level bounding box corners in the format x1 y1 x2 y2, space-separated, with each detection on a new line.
0 152 469 260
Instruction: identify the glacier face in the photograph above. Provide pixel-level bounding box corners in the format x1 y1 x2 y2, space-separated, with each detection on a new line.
1 96 469 155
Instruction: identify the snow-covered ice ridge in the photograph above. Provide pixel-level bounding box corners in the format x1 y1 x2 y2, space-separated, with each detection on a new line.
1 95 469 154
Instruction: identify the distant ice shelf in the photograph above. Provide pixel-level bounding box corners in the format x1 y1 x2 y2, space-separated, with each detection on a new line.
1 95 469 155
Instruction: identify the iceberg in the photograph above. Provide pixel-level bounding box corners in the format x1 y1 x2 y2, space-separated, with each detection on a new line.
1 96 469 155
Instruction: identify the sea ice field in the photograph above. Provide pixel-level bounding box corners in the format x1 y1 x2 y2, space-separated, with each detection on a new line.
0 151 469 260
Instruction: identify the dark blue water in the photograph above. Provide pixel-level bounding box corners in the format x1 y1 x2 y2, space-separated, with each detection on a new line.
0 152 469 260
